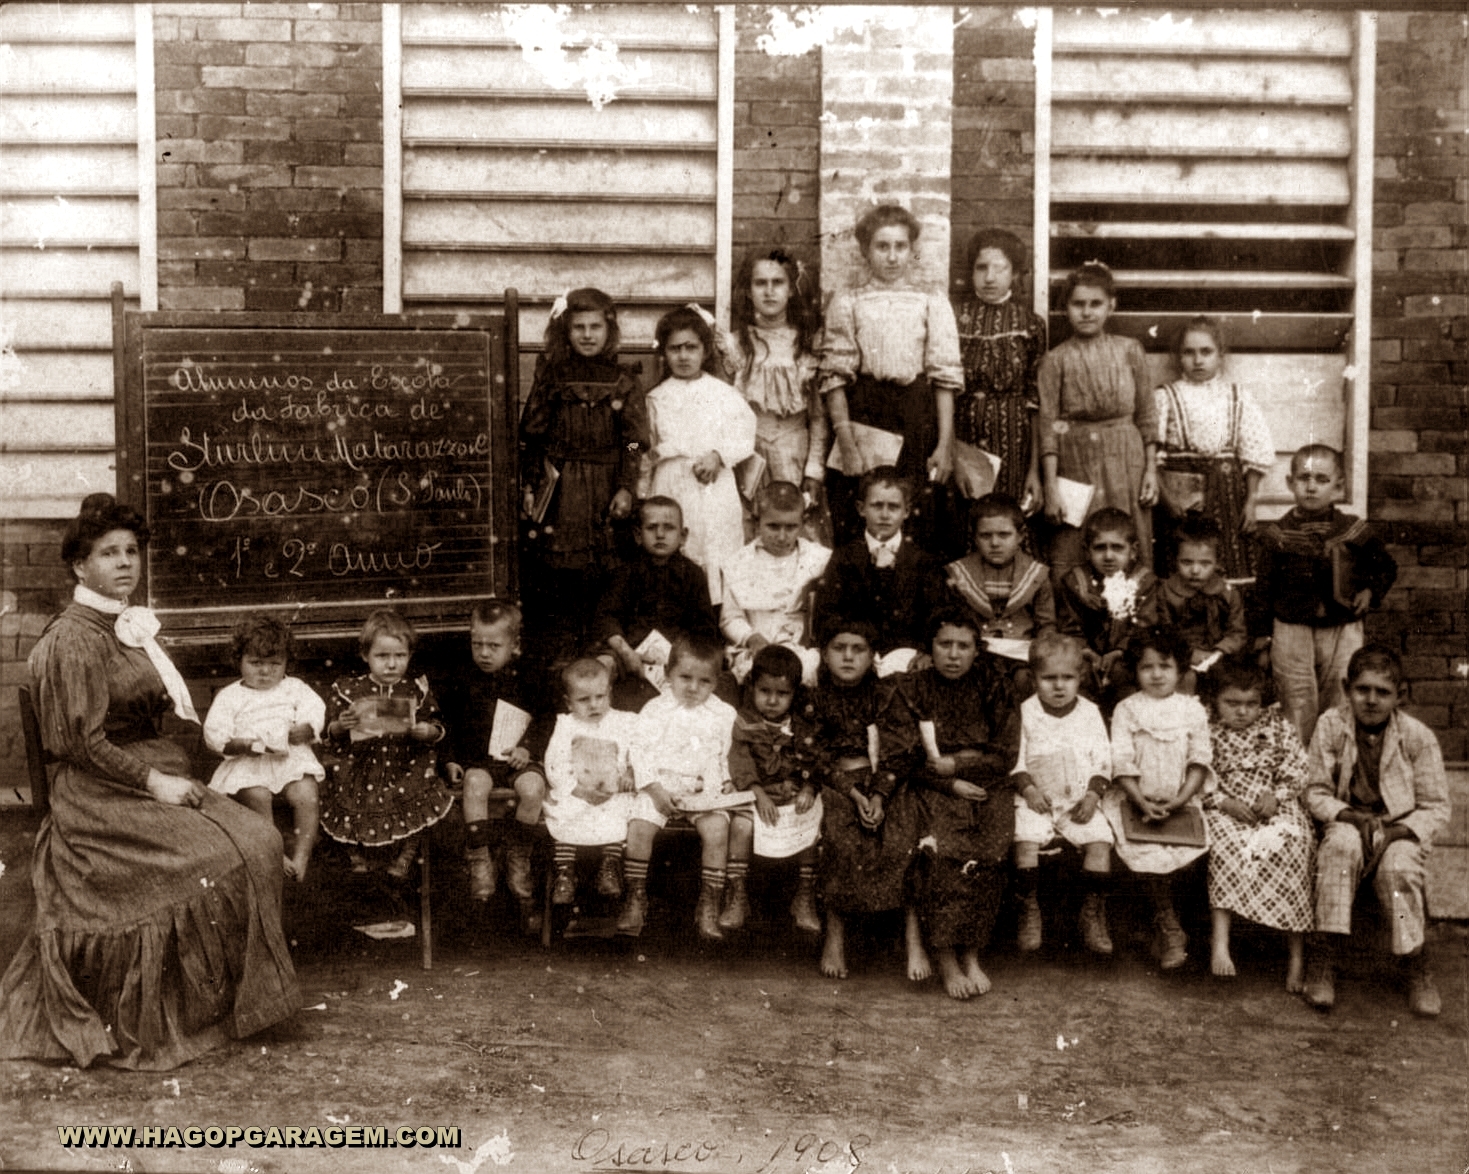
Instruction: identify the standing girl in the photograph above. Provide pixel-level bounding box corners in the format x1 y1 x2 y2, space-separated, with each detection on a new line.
953 228 1047 513
1038 262 1159 578
643 306 757 601
203 616 325 881
818 204 964 551
320 609 454 879
724 248 827 498
1202 656 1313 990
520 288 648 658
1103 626 1213 970
1154 316 1275 582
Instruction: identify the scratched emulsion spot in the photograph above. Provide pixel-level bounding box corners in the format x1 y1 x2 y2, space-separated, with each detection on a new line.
0 323 25 391
501 4 649 110
756 6 920 58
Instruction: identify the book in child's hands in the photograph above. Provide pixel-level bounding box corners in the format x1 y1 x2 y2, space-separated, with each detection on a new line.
1120 802 1206 847
826 421 904 478
486 699 533 762
734 451 767 502
350 695 416 741
527 457 560 524
1053 476 1099 528
635 629 673 692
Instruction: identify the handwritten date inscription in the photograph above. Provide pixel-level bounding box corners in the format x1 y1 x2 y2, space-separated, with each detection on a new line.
571 1129 870 1171
140 326 504 612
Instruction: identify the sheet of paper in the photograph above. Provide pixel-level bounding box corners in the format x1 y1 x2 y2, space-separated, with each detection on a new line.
985 636 1032 662
752 794 824 858
866 722 880 771
487 699 533 761
1054 476 1098 529
825 421 904 478
875 647 919 679
952 441 1001 499
918 719 942 762
636 629 673 692
349 695 415 742
674 789 757 813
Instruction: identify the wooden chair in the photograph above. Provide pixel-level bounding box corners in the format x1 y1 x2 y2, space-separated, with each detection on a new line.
18 684 53 814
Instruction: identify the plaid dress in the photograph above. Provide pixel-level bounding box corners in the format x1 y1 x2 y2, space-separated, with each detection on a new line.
1204 706 1314 932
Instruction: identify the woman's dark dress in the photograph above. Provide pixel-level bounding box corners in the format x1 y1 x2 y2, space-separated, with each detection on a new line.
892 661 1019 949
0 604 300 1070
953 296 1046 504
808 669 920 914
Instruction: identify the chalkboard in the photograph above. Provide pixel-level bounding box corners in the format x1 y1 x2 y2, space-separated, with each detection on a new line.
115 307 519 645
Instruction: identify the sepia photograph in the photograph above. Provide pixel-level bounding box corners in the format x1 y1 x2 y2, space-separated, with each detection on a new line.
0 3 1464 1171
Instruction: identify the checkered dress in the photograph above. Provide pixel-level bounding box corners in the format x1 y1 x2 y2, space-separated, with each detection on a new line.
1204 707 1314 932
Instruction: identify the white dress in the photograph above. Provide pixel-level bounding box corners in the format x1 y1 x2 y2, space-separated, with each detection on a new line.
204 677 326 796
644 372 757 600
1011 695 1115 848
1103 691 1214 873
719 537 831 684
542 710 638 847
628 690 735 827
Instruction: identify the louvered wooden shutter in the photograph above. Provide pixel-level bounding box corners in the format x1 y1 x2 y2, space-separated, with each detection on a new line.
1036 8 1374 514
0 3 152 518
387 3 729 393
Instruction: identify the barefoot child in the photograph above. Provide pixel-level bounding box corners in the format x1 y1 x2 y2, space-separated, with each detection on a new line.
435 600 550 913
720 480 831 687
1011 633 1115 955
809 620 920 979
542 659 637 907
321 609 454 879
621 633 739 939
203 616 325 880
1103 626 1213 970
1202 655 1313 990
1302 645 1450 1018
723 645 822 934
892 610 1020 1000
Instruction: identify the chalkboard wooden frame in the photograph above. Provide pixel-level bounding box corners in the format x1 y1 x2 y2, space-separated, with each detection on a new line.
113 293 521 649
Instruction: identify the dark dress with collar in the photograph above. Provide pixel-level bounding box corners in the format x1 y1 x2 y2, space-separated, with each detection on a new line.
891 659 1019 950
0 603 300 1070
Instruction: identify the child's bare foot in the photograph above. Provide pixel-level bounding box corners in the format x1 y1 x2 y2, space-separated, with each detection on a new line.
904 909 932 982
1285 937 1306 993
1210 947 1237 978
820 915 848 979
936 948 977 999
961 949 992 996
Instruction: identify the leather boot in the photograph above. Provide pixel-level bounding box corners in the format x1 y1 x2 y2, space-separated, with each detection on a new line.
1155 908 1187 970
717 874 750 932
1017 894 1043 952
1079 892 1113 955
1404 950 1441 1018
616 879 648 936
465 845 495 902
386 836 420 881
551 864 576 905
595 852 624 898
505 835 535 901
694 881 725 941
789 878 821 934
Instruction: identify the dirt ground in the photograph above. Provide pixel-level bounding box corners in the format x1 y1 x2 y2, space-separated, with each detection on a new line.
1 816 1466 1174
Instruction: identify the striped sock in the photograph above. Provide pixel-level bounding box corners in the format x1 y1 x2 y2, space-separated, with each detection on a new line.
624 857 649 886
798 863 816 887
600 843 624 865
553 843 577 871
725 860 748 884
701 865 727 891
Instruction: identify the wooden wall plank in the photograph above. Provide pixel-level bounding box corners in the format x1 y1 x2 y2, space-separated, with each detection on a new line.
1051 157 1350 204
404 147 716 199
0 351 114 402
402 3 717 46
0 144 138 193
2 299 119 349
1 196 138 245
1052 57 1353 105
1053 9 1353 56
0 43 136 91
403 251 715 301
0 453 116 518
403 98 716 145
404 198 714 250
0 402 113 449
1053 105 1351 156
402 45 716 99
0 94 137 142
0 249 139 296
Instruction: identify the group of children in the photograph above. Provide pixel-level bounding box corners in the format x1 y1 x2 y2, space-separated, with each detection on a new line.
194 203 1449 1020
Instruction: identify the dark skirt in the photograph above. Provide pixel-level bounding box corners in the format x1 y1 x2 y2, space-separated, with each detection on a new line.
0 742 300 1070
1153 453 1258 581
819 770 920 915
912 788 1014 949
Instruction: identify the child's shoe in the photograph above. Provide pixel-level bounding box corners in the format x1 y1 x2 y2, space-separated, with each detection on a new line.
551 865 577 906
616 880 648 936
1079 893 1113 955
505 838 535 901
1017 894 1043 952
790 880 821 934
465 846 496 902
1153 910 1187 970
694 882 725 941
594 852 623 899
1405 951 1441 1018
717 875 750 932
386 836 420 881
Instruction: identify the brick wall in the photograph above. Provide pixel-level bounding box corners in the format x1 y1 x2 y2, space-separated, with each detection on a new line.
732 8 822 282
1365 9 1469 761
950 6 1036 299
818 8 954 300
0 521 69 785
152 2 383 314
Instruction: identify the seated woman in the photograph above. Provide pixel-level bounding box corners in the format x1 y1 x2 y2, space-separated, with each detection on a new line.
0 494 300 1070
